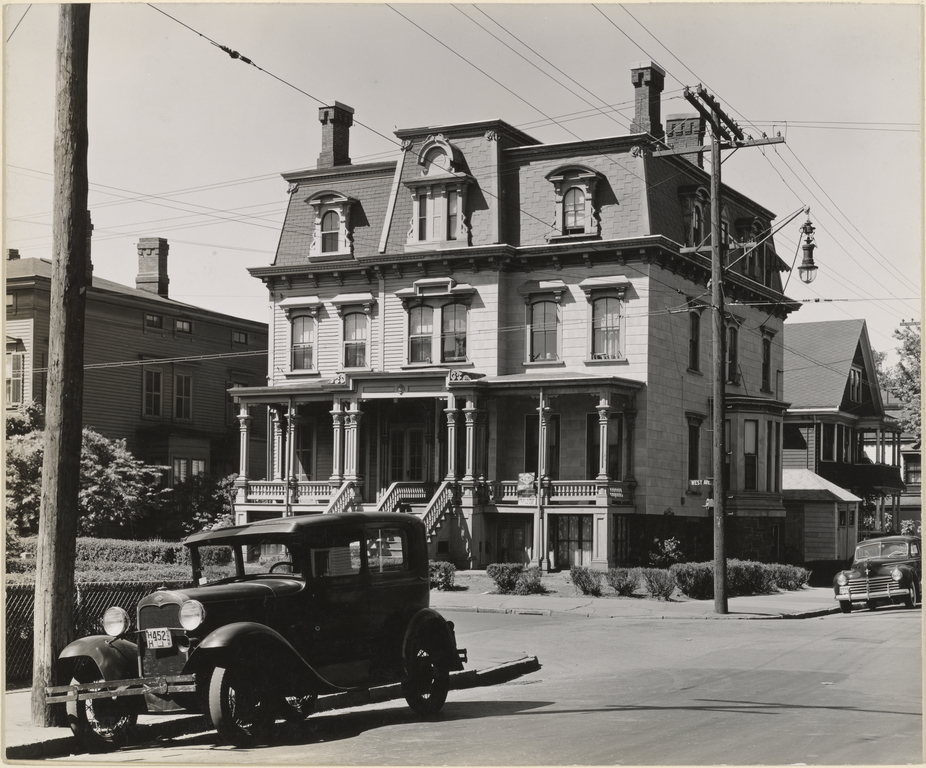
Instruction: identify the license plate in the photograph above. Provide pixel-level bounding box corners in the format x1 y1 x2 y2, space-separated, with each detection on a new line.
146 628 173 649
838 586 849 595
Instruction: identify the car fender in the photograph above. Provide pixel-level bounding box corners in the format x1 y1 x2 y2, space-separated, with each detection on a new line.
57 636 139 685
194 621 345 695
403 608 464 672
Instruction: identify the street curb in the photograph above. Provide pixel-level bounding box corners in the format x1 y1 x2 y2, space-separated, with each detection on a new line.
4 656 542 760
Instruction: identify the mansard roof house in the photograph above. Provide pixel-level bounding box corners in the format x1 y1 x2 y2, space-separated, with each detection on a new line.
232 63 802 569
5 240 268 485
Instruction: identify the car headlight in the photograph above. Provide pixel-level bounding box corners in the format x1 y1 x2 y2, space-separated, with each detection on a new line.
102 606 130 637
179 600 206 630
892 569 903 582
836 573 848 586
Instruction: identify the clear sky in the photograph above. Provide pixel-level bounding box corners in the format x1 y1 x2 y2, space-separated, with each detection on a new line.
3 2 922 364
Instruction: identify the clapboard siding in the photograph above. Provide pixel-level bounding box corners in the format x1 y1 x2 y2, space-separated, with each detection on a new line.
803 501 836 560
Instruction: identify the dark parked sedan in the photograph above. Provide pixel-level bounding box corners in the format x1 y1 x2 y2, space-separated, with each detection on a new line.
833 535 921 613
47 512 466 750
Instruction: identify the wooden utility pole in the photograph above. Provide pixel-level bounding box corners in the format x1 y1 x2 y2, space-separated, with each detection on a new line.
31 3 91 727
657 86 784 614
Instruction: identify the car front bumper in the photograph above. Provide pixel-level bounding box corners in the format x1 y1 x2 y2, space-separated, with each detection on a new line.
46 674 196 704
835 584 912 602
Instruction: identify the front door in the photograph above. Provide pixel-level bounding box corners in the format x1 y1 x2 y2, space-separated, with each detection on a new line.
554 514 593 569
497 518 531 564
389 427 426 483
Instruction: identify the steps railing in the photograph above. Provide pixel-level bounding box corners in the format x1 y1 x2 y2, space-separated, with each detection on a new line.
376 482 431 515
323 481 356 515
421 481 458 540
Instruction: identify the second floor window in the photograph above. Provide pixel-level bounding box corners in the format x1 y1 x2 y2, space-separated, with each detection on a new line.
174 373 192 420
849 367 862 402
6 352 23 406
409 305 433 364
905 456 921 485
591 297 621 359
530 300 559 362
321 211 339 253
762 337 772 391
688 421 700 482
145 314 163 329
688 312 700 371
744 420 758 490
442 303 467 362
143 369 162 417
344 312 367 368
292 316 315 370
726 326 739 383
175 319 192 334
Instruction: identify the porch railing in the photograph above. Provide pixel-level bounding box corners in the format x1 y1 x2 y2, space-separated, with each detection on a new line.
422 481 458 539
376 482 435 515
324 482 357 515
242 480 337 505
487 479 634 505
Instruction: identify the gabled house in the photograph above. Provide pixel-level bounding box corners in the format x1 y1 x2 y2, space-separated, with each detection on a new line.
5 241 268 484
782 318 904 563
231 62 802 570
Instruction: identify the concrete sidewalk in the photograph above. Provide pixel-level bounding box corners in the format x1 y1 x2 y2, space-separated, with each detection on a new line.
4 586 838 760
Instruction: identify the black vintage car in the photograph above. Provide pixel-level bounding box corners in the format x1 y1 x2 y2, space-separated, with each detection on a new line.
47 512 466 750
833 534 922 613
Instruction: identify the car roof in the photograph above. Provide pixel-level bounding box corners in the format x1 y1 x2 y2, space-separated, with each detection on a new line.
184 511 424 546
857 535 920 545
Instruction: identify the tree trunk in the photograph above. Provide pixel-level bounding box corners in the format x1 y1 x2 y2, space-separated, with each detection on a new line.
31 3 90 727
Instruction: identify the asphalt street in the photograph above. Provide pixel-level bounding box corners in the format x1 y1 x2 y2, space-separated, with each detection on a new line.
48 605 922 765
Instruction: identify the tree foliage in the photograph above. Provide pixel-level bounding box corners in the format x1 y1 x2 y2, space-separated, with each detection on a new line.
5 400 45 439
891 324 921 443
5 427 169 538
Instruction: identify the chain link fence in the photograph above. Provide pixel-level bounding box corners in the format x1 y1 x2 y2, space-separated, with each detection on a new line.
6 580 188 689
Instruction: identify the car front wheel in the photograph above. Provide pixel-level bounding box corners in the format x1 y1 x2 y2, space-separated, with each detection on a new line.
904 581 919 609
839 601 853 614
66 667 137 752
209 665 275 746
403 633 450 716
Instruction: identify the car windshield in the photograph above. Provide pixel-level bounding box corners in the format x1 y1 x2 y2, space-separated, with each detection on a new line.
855 541 909 560
190 537 305 585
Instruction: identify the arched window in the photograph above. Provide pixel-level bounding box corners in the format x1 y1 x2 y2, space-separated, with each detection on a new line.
291 315 315 370
692 204 704 247
591 297 621 359
424 148 449 175
441 303 467 362
726 325 739 383
321 210 339 253
409 305 433 363
530 301 559 361
688 311 701 372
564 187 585 235
344 312 367 368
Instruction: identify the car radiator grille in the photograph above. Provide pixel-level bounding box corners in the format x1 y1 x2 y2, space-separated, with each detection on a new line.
847 575 895 594
138 604 185 678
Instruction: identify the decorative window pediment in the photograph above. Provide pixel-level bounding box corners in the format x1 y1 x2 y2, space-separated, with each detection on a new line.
546 166 601 240
517 279 567 305
279 295 323 318
330 292 376 317
579 275 631 299
305 190 358 261
394 277 476 308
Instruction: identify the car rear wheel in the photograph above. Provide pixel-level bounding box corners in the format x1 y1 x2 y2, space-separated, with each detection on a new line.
403 633 450 716
209 665 275 746
66 666 137 752
839 601 853 614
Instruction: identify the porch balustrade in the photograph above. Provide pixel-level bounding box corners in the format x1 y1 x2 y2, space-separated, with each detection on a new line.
242 480 338 505
487 479 634 506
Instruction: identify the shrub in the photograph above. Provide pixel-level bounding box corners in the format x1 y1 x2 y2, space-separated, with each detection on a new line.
648 537 685 568
570 566 603 596
727 559 775 596
513 566 545 595
768 563 811 591
486 563 523 594
76 538 188 566
641 568 676 600
429 561 457 591
670 562 714 599
605 567 639 596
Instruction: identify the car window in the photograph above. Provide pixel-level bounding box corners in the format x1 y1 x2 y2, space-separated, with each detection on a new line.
855 543 880 560
912 544 920 556
883 542 909 557
195 544 239 584
366 527 409 574
308 528 362 578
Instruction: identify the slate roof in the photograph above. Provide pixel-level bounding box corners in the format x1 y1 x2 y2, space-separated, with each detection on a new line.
783 319 866 409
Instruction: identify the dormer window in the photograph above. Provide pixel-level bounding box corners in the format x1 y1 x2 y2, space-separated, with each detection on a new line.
405 135 473 252
306 190 357 260
679 185 710 248
546 166 600 241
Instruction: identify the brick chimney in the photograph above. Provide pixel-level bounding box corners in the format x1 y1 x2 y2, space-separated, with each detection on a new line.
630 62 665 139
7 249 20 261
136 238 169 298
666 114 707 168
317 102 354 168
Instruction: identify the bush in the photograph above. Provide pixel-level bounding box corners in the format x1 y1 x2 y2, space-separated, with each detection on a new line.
76 538 188 566
671 562 713 599
486 563 524 594
514 566 545 595
429 561 456 590
727 559 775 596
570 566 603 596
641 568 676 600
648 537 684 568
606 567 640 596
767 563 811 591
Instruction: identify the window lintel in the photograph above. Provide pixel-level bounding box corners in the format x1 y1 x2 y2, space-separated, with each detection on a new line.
579 275 630 299
518 279 566 305
331 292 376 316
279 295 322 318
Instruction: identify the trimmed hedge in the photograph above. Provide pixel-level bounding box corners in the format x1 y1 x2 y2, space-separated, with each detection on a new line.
606 567 640 596
670 560 812 599
641 568 676 600
485 563 546 595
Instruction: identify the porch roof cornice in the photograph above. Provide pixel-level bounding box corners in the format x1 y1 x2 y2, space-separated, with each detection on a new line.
461 371 643 397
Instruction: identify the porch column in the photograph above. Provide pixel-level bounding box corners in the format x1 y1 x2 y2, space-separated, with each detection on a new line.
285 403 297 511
237 404 251 481
475 409 488 481
537 396 551 482
330 401 344 483
624 408 637 482
596 397 612 480
271 408 284 481
444 397 460 480
463 397 477 482
344 400 363 482
876 426 884 464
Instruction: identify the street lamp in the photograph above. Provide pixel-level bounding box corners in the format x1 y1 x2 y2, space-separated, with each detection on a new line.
798 215 818 284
